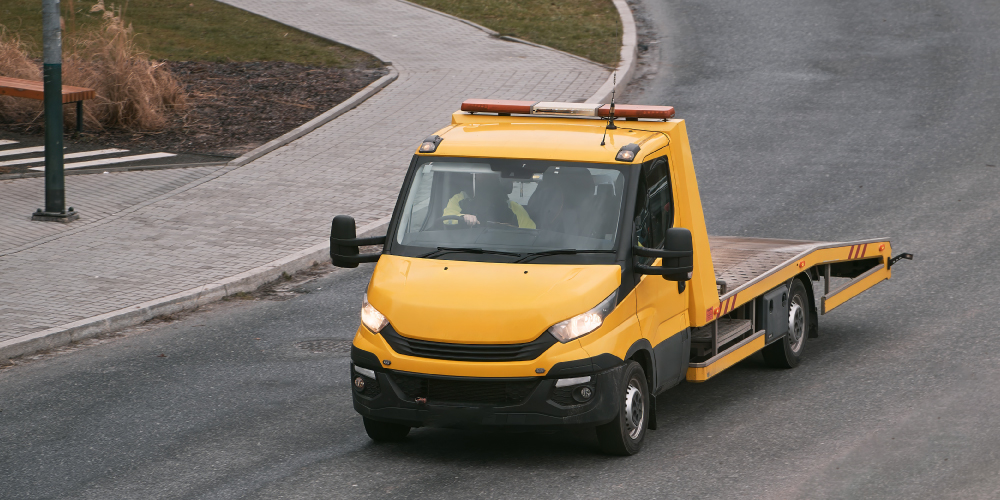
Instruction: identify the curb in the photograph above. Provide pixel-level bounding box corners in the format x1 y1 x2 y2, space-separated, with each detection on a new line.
585 0 638 104
0 218 390 362
228 67 398 167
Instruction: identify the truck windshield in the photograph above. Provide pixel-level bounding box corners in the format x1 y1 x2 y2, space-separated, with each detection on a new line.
393 157 627 259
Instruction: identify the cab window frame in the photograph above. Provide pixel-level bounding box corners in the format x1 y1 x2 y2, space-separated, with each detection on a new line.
633 155 675 266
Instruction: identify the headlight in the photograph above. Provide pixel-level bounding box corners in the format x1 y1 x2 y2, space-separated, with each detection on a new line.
547 291 617 343
361 293 389 333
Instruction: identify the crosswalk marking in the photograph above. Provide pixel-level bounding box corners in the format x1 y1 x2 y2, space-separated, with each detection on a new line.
28 152 177 171
0 148 129 167
0 146 45 157
0 140 18 146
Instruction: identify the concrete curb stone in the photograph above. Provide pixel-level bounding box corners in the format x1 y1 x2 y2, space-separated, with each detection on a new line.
586 0 639 104
228 67 399 167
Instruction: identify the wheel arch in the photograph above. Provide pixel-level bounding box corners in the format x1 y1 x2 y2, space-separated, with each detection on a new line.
625 338 656 391
796 271 819 338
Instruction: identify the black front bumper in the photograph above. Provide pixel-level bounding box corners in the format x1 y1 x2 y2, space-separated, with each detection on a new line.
350 359 624 430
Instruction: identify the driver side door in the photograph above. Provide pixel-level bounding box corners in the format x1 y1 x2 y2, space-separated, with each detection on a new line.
633 157 689 392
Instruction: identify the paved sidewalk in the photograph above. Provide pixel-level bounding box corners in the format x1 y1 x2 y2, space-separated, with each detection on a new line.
0 0 610 348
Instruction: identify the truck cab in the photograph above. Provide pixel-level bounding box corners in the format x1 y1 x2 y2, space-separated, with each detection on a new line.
331 100 908 455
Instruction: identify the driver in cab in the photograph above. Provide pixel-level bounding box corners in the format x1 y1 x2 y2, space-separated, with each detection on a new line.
442 175 536 229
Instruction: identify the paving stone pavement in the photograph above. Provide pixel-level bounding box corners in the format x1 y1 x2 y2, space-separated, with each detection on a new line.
0 0 610 343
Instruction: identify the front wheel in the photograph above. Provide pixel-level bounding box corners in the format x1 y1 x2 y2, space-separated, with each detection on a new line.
362 417 410 442
762 279 810 368
596 361 649 455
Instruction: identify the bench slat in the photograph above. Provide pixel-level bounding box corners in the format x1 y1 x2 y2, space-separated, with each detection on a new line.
0 76 96 103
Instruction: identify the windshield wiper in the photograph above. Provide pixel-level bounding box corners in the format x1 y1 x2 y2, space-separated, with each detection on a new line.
419 246 524 259
514 249 614 263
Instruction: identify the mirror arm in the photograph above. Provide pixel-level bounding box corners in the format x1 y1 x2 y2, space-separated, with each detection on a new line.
331 235 386 247
632 246 692 259
332 253 382 264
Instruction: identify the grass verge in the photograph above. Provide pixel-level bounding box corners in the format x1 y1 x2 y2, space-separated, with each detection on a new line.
407 0 622 66
0 0 381 68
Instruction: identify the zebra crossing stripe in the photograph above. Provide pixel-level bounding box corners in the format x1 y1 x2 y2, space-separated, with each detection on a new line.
0 148 129 167
0 140 19 146
0 146 45 157
28 152 177 171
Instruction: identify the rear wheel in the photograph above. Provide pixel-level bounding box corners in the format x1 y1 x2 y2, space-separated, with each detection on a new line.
596 361 649 455
362 417 410 442
762 279 810 368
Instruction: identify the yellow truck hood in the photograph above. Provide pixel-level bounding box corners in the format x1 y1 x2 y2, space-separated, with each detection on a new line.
367 254 621 344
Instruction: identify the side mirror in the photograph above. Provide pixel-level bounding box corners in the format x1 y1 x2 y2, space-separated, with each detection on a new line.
662 227 694 281
633 227 694 282
330 215 386 268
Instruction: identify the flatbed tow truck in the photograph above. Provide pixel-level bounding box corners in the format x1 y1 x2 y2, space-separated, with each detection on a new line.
330 99 911 455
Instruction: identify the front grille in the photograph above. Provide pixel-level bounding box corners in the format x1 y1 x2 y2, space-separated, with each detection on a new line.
381 325 557 362
549 386 578 406
390 373 539 405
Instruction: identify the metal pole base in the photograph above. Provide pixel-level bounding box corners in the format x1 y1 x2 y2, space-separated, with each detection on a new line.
31 207 79 223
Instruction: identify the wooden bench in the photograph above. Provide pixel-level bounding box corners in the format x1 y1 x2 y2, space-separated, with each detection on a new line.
0 76 96 132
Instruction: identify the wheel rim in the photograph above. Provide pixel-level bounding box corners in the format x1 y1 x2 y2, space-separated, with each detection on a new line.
788 296 806 353
623 379 644 440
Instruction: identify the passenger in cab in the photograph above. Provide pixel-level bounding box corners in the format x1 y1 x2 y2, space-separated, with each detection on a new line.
442 174 536 229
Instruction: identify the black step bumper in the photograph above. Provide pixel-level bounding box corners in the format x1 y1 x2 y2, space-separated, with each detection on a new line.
350 360 624 430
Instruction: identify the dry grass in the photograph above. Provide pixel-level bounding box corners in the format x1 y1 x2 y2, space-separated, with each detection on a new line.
0 3 186 131
408 0 622 66
0 28 43 125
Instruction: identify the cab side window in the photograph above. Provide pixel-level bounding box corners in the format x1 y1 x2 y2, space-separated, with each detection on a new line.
634 157 673 261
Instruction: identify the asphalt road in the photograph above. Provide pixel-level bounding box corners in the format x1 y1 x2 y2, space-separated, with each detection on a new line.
2 0 1000 497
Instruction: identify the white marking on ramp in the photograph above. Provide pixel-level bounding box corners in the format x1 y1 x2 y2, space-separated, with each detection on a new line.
0 146 45 157
0 148 129 167
28 152 177 171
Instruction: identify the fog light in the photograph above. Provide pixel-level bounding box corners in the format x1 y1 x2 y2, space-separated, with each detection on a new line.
353 376 366 392
573 385 594 403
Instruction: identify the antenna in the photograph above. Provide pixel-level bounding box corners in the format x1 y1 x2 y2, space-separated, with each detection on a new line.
600 70 618 146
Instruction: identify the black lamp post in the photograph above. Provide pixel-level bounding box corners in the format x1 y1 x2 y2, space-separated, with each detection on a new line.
32 0 79 223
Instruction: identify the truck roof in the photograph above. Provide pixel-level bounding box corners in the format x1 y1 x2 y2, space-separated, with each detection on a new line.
423 112 678 164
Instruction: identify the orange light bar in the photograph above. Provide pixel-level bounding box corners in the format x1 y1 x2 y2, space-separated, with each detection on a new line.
461 99 677 119
598 104 675 119
461 99 536 114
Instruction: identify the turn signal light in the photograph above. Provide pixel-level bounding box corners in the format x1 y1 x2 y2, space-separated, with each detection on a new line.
418 134 443 153
616 143 641 162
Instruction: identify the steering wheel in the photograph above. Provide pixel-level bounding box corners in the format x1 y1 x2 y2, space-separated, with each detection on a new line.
436 215 468 229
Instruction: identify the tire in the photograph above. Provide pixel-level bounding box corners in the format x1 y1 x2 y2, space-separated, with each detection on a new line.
362 417 410 442
762 278 810 369
596 361 649 456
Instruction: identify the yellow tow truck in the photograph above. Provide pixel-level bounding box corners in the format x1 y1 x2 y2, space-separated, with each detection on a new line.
330 99 911 455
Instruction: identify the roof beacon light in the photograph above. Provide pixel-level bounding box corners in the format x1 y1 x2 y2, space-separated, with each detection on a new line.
460 99 535 115
598 104 675 120
616 143 641 162
460 99 677 120
418 135 443 153
531 102 599 116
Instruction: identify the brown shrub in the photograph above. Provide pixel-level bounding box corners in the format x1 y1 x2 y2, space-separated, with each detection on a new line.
0 3 186 132
0 28 44 125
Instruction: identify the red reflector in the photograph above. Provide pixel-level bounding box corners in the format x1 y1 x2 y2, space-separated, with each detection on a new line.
461 99 536 114
598 104 675 119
